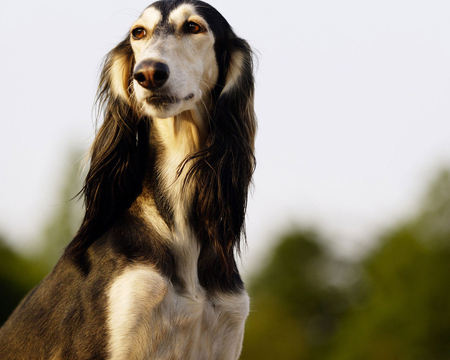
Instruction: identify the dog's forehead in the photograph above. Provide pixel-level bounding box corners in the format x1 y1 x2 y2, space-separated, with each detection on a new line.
139 7 163 30
167 4 198 24
138 3 203 32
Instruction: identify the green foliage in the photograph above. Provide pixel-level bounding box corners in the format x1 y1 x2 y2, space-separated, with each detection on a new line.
415 169 450 246
0 149 84 325
327 170 450 360
328 227 450 360
241 230 356 360
0 236 46 325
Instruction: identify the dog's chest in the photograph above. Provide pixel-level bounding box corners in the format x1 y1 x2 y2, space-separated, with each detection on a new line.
107 266 249 360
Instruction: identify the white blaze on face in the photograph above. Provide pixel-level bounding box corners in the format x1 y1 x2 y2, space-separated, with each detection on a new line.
130 4 219 119
140 6 163 35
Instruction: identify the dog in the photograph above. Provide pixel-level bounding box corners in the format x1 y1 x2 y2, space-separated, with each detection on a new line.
0 0 256 358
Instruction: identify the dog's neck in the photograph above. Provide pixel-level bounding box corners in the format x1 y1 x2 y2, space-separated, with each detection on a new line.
152 108 206 222
136 107 208 290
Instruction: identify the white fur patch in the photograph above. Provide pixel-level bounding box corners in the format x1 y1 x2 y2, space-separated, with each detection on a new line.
107 266 168 359
107 266 249 360
168 4 196 25
137 7 162 36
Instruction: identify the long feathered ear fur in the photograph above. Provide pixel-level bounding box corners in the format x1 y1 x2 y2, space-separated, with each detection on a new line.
185 30 257 276
65 37 149 265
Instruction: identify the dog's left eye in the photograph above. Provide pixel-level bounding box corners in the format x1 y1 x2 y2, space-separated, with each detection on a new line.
184 21 204 34
132 28 147 40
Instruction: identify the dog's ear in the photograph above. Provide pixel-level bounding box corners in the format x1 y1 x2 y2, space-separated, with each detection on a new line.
66 37 149 263
100 38 135 102
187 34 257 277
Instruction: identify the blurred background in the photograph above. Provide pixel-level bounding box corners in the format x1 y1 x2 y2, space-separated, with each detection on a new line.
1 0 450 358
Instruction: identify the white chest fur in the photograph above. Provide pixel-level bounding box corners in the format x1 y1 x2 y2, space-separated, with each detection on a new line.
107 266 249 360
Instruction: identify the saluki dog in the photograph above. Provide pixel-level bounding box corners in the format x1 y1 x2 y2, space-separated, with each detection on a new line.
0 0 256 358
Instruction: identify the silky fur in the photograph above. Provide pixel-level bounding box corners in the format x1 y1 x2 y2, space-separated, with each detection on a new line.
0 1 256 359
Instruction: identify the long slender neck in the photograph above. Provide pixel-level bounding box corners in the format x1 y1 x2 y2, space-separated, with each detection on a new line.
152 109 205 224
138 109 206 291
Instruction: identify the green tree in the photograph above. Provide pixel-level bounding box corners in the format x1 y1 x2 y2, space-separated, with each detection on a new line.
327 169 450 360
241 169 450 360
241 229 357 360
0 149 84 325
0 236 46 325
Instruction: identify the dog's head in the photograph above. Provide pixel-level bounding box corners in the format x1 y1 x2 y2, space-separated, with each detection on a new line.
129 1 219 119
105 0 251 120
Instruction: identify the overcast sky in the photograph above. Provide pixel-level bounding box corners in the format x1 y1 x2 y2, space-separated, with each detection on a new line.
1 0 450 272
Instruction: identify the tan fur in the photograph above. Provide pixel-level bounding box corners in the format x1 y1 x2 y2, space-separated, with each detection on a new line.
222 50 244 94
109 52 134 101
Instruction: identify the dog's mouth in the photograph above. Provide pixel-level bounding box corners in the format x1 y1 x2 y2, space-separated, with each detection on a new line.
145 93 195 107
146 94 179 107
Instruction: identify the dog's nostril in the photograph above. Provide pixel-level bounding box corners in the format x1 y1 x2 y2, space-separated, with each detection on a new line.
134 61 170 90
133 71 147 84
152 62 169 86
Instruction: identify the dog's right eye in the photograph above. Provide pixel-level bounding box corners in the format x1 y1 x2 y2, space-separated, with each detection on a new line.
132 28 147 40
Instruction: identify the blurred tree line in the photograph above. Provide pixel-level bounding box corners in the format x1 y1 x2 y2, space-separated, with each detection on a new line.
1 154 450 359
241 169 450 360
0 150 83 324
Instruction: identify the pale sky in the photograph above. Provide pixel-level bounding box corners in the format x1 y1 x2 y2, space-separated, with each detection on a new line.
1 0 450 273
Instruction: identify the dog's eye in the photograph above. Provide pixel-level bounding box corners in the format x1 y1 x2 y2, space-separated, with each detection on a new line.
131 28 147 40
184 21 204 34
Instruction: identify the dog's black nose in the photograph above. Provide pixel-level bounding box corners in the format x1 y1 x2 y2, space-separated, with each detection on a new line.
133 61 170 89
